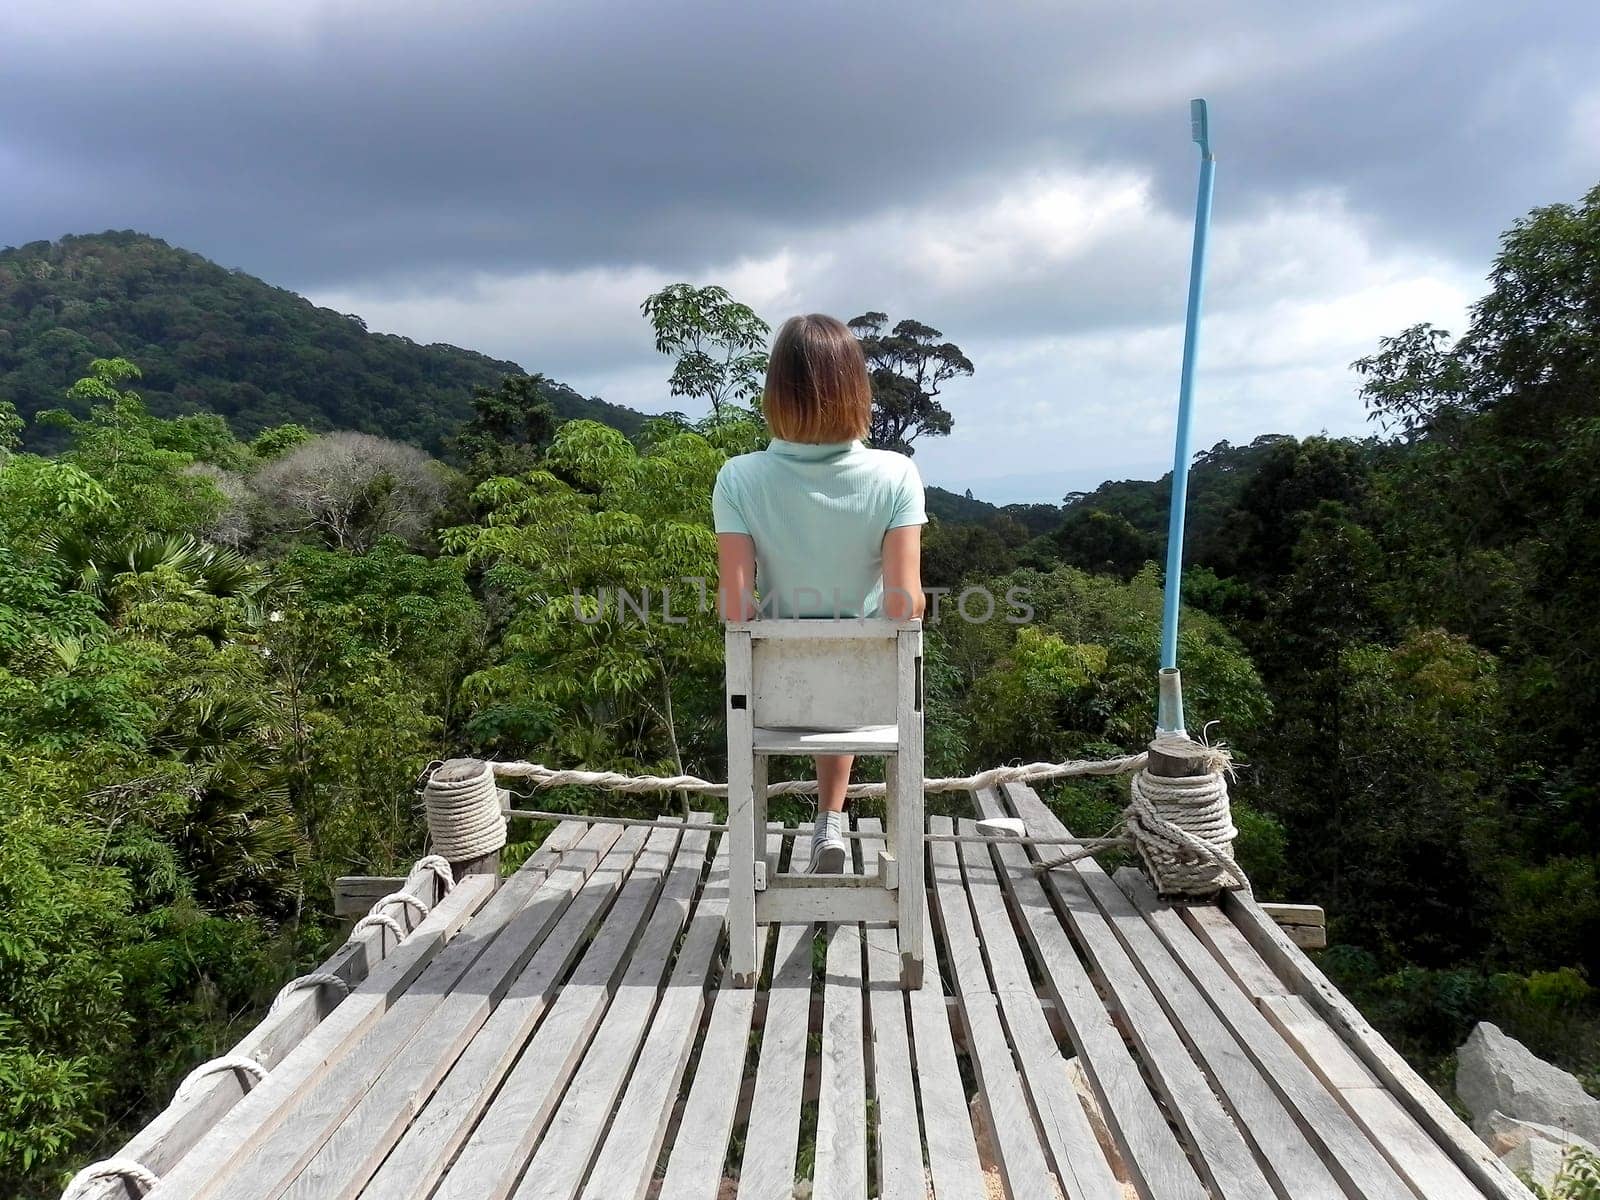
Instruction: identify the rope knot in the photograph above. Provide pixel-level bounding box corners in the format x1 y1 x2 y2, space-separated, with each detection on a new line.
1125 733 1249 897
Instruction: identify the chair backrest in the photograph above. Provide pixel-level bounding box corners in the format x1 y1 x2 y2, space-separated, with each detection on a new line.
727 619 921 731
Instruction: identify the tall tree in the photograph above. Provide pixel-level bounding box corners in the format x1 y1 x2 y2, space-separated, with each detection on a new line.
454 373 559 481
640 284 770 418
847 313 973 454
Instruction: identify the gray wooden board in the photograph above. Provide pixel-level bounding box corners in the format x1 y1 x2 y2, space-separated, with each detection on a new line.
430 823 687 1200
332 875 412 919
1218 888 1530 1200
857 820 932 1200
360 824 655 1200
655 830 783 1200
971 788 1209 1200
79 861 436 1200
218 843 566 1200
577 834 738 1200
280 822 627 1200
813 915 867 1198
1112 867 1416 1200
1001 783 1278 1200
511 822 715 1200
736 831 816 1200
143 856 504 1200
1261 994 1484 1199
1182 904 1292 999
928 816 1059 1200
957 817 1124 1200
893 850 990 1200
1257 995 1380 1092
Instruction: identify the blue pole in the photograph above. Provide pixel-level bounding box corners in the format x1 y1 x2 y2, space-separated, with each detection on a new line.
1157 99 1215 733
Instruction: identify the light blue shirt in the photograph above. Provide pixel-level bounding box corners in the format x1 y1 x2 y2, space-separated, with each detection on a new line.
712 438 927 618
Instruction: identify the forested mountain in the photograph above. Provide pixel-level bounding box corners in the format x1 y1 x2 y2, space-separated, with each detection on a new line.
0 232 647 451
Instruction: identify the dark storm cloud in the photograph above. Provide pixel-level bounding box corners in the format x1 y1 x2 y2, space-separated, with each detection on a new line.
3 0 1595 296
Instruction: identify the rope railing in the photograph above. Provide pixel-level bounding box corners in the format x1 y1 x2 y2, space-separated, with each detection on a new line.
58 853 454 1200
420 736 1248 896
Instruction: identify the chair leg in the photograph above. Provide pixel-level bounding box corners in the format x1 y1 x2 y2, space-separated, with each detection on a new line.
728 743 758 988
895 743 925 990
753 755 769 889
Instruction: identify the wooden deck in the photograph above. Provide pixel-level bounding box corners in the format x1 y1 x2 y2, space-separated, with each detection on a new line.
106 782 1532 1200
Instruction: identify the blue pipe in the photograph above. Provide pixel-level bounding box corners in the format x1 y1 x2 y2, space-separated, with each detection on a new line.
1157 99 1215 731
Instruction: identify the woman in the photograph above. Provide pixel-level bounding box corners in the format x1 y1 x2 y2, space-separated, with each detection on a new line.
712 313 926 872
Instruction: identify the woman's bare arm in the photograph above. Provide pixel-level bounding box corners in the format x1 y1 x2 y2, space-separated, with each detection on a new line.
717 532 757 620
881 525 925 620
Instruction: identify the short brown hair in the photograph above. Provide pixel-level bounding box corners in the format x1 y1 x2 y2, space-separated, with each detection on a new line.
761 314 872 442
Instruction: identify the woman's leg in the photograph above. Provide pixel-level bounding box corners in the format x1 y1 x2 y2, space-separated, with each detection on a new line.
809 754 853 873
816 754 853 812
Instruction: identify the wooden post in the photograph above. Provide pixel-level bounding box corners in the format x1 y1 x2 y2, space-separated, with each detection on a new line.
1146 734 1209 781
895 626 925 989
725 630 759 987
1142 733 1234 898
431 757 503 891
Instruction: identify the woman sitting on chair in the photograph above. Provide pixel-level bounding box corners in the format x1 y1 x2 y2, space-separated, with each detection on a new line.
712 313 927 873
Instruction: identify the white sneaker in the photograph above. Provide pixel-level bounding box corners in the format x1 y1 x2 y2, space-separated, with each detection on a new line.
808 810 848 874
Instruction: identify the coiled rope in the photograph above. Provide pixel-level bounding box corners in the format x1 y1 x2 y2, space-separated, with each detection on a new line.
420 760 509 860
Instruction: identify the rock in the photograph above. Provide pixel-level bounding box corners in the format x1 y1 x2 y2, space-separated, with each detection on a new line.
1455 1022 1600 1145
1482 1111 1598 1194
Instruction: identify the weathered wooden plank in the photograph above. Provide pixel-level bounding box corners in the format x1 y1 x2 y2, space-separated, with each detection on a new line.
578 834 743 1200
211 837 575 1200
1263 994 1485 1198
757 882 898 924
361 824 654 1200
431 823 687 1200
1001 783 1278 1200
973 789 1209 1200
79 860 440 1200
1260 902 1325 928
853 821 929 1200
1114 868 1416 1200
735 832 816 1200
1258 994 1380 1092
1283 924 1328 950
655 829 782 1200
1182 904 1293 999
331 875 411 919
813 919 867 1199
957 815 1123 1200
1220 887 1531 1200
928 817 1059 1200
884 837 989 1200
143 850 507 1200
281 823 627 1200
512 823 715 1200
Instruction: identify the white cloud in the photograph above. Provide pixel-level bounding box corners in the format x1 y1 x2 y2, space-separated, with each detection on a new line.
310 161 1479 503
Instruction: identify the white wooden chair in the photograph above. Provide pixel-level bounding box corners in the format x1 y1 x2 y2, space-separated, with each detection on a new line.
725 618 925 989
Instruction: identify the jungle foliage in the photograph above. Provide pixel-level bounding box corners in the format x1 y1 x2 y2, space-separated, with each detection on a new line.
3 186 1599 1193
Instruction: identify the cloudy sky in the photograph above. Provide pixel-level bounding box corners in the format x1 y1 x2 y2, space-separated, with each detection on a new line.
5 1 1597 501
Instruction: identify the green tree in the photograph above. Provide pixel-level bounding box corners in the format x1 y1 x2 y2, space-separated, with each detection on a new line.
454 374 560 482
640 284 770 418
847 313 972 454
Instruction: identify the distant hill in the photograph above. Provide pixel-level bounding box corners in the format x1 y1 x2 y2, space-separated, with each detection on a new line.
0 231 647 451
926 484 1062 537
